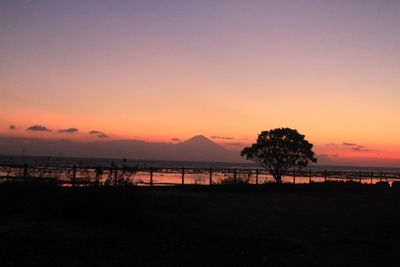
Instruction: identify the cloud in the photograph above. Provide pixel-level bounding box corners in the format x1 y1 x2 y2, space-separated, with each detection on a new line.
352 146 369 152
326 143 336 146
89 130 103 135
171 138 180 142
97 133 109 138
319 154 339 158
58 128 79 133
225 142 245 146
342 142 369 152
89 130 109 138
26 125 52 132
9 125 16 130
211 136 234 140
343 142 357 146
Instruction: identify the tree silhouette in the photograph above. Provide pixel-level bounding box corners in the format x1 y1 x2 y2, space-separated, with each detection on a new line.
241 128 317 183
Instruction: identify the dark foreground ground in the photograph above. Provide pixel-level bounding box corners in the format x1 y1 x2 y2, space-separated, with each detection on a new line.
1 183 400 266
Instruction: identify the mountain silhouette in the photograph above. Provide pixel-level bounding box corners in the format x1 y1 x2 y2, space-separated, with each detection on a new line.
0 135 244 163
175 135 239 162
178 135 223 149
181 134 214 144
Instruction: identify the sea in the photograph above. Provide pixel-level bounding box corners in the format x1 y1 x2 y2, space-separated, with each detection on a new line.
0 155 399 171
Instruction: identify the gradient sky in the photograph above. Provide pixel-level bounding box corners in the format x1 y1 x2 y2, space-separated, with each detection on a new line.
1 0 400 165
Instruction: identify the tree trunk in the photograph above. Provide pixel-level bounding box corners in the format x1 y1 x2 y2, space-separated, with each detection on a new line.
274 175 282 184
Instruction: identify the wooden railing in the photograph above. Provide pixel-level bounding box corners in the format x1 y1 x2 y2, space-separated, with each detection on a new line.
1 164 400 186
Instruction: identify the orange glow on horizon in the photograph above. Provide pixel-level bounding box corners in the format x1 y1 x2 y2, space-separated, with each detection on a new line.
1 107 400 167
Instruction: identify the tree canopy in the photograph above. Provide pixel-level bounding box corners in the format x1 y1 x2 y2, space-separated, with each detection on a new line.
241 128 317 183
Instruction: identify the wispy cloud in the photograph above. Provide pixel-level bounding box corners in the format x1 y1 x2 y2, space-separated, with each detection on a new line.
97 133 109 138
342 142 369 152
171 138 180 142
211 136 234 140
319 154 339 158
58 128 79 133
225 142 245 146
343 142 357 146
9 125 16 130
89 130 109 138
26 125 52 132
352 146 369 152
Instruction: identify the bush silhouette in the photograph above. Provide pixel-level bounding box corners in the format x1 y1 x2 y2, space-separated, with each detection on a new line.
218 171 251 185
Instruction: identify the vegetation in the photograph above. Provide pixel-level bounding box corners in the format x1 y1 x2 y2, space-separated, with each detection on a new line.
218 171 252 185
241 128 317 183
0 184 399 266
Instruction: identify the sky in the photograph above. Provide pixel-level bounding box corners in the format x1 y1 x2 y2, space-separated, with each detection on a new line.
1 0 400 165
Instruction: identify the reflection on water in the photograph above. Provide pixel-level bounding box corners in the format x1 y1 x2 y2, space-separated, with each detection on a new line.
0 156 399 186
131 171 395 186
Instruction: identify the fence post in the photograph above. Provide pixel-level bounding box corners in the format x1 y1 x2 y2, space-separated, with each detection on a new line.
234 168 237 184
359 171 362 183
181 167 185 186
114 167 118 186
370 171 373 184
309 170 312 183
150 167 153 186
293 169 296 184
72 165 76 187
95 167 101 185
255 169 259 185
23 164 28 183
108 165 113 184
324 170 327 183
209 168 213 185
380 171 383 182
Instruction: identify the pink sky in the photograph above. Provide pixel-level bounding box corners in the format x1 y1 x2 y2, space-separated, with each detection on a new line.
1 1 400 166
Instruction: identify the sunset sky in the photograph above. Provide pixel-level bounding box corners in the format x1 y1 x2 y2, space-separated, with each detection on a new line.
1 0 400 165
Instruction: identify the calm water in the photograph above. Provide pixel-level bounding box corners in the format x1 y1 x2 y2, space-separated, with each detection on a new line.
1 155 400 171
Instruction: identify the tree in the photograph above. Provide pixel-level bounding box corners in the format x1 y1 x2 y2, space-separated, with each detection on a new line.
241 128 317 183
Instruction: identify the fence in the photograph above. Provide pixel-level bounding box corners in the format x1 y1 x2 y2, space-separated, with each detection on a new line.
1 164 400 187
